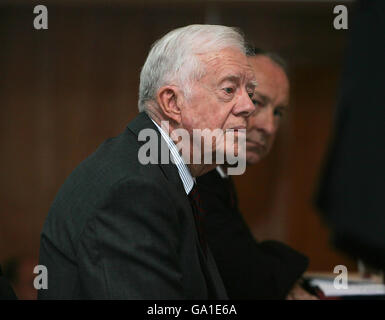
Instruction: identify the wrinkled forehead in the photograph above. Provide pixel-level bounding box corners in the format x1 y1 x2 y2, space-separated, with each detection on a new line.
199 48 256 83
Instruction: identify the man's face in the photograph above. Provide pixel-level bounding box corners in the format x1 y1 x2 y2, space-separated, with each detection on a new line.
180 47 256 164
246 55 290 165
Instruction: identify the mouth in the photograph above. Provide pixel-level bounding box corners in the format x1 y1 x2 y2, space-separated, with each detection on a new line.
246 139 267 152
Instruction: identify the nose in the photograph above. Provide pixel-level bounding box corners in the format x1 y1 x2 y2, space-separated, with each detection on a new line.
248 108 277 135
233 89 256 118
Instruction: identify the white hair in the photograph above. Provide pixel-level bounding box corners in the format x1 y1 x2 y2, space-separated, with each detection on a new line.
138 24 246 112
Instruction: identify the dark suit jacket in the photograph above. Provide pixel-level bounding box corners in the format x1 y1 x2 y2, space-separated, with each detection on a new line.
38 112 227 299
197 169 308 299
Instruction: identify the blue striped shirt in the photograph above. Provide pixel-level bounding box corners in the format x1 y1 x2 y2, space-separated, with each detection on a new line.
151 119 195 195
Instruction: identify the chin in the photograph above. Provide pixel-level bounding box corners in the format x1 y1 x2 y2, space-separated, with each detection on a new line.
246 153 262 166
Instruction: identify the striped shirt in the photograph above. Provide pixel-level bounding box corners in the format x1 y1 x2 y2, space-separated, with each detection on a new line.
151 119 195 195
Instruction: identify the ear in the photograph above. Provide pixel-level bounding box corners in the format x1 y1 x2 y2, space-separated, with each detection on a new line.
156 85 184 125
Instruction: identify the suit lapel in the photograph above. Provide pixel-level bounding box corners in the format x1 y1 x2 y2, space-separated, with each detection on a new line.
127 112 186 193
127 112 227 299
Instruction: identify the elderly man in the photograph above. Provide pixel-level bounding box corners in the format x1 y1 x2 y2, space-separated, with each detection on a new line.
38 25 256 299
198 47 316 300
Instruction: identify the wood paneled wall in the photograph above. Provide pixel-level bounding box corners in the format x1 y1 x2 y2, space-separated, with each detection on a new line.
0 2 357 272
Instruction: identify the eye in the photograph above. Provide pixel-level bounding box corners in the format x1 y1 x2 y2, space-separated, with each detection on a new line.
223 87 234 94
274 109 284 118
252 99 262 107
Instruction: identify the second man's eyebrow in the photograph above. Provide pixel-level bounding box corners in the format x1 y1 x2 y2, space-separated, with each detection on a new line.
254 92 270 104
277 105 289 111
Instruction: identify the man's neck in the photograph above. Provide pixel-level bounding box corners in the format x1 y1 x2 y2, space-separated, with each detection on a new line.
148 110 217 178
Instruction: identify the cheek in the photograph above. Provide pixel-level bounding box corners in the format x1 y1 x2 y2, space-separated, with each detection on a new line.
266 135 276 152
205 111 223 129
211 102 235 130
186 107 211 130
188 100 228 130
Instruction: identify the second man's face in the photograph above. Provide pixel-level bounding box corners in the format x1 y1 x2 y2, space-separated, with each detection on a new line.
246 55 290 165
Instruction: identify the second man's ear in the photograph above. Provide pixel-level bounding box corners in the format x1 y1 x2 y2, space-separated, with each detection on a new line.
156 85 184 125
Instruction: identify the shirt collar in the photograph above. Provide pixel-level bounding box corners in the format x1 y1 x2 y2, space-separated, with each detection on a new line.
216 166 228 179
151 119 195 195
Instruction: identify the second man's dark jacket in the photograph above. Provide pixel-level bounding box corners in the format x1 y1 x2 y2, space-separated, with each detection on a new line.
198 169 309 299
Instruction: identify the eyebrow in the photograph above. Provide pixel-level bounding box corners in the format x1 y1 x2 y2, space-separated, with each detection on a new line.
248 80 258 90
254 92 289 109
254 92 270 104
249 80 258 87
219 74 257 92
